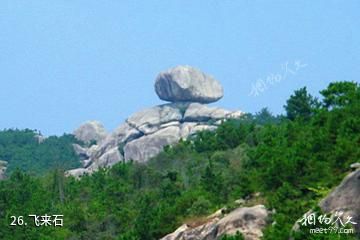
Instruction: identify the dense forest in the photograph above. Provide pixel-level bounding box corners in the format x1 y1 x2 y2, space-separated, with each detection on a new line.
0 81 359 240
0 129 81 175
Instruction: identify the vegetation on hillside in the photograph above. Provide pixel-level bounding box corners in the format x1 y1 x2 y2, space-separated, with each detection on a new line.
0 81 359 240
0 130 81 175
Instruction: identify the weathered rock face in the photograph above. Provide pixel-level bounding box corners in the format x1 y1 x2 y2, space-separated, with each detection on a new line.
124 126 181 162
67 66 243 177
291 166 360 237
155 66 224 103
68 103 243 176
73 121 108 144
127 103 184 135
161 205 269 240
0 160 8 180
184 103 231 122
320 167 360 232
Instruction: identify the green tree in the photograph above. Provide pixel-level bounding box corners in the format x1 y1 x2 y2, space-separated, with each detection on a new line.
284 87 318 120
221 232 245 240
320 81 359 109
254 107 280 125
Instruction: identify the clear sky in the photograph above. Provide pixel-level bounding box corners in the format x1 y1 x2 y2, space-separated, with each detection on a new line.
0 1 359 135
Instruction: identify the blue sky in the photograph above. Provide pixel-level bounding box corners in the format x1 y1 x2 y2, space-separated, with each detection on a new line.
0 1 359 135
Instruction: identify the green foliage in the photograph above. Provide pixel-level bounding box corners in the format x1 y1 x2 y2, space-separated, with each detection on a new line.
320 81 359 109
221 232 245 240
0 81 359 239
254 107 281 125
284 87 319 120
0 129 81 175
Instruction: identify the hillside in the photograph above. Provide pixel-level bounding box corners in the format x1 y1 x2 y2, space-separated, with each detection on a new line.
0 81 359 239
0 129 81 175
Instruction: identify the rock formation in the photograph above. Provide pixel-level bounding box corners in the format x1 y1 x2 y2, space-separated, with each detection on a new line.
292 164 360 237
73 121 107 144
0 160 7 180
155 65 224 103
161 205 269 240
67 66 242 177
319 166 360 233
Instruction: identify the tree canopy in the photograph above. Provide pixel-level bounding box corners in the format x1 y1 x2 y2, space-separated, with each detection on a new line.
0 81 359 239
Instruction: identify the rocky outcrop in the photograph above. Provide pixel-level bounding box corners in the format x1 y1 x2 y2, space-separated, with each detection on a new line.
34 134 46 143
350 162 360 170
124 126 181 162
90 147 123 170
68 103 242 176
292 165 360 236
320 167 360 232
155 66 223 103
161 205 269 240
0 160 7 180
73 121 108 144
67 66 243 177
127 103 184 135
184 103 241 122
